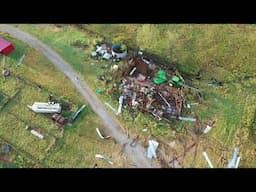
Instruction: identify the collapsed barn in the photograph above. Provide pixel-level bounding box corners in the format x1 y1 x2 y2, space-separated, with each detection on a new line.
119 55 186 121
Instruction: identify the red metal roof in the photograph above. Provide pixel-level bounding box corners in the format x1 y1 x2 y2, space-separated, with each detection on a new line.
0 38 15 56
0 38 11 51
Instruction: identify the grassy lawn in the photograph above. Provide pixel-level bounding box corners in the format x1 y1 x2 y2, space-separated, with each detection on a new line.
13 24 256 167
0 32 128 168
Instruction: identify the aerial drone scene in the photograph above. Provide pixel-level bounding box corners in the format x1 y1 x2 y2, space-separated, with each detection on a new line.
0 24 255 168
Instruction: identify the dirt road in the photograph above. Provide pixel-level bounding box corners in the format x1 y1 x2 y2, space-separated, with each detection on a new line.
0 24 154 168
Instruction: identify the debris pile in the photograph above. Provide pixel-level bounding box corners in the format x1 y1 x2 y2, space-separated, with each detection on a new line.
118 56 185 121
91 43 127 61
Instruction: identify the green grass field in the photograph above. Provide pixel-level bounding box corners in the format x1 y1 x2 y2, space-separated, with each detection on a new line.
0 32 128 168
12 24 256 167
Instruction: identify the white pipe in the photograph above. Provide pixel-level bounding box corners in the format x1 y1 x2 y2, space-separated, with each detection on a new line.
158 92 170 107
96 128 110 139
235 157 241 168
95 154 113 165
129 67 136 76
227 147 239 168
203 152 214 168
105 102 117 113
116 96 124 115
132 92 137 106
16 54 25 67
96 128 105 139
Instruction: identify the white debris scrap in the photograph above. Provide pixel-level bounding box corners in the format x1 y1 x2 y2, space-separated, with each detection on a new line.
147 140 159 160
235 157 241 168
30 130 44 139
203 125 212 134
111 64 119 71
105 102 117 113
95 154 113 165
129 67 136 76
116 95 124 115
96 128 111 139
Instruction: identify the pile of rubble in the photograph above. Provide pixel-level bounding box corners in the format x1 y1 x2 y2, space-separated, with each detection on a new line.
118 55 185 121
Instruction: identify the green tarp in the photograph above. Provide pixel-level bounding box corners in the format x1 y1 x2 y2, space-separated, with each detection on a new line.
153 70 167 84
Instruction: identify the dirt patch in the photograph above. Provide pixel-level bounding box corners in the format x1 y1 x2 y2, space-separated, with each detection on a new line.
72 44 89 50
0 155 12 163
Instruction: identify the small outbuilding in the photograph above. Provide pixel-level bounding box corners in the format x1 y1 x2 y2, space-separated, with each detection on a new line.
0 38 15 56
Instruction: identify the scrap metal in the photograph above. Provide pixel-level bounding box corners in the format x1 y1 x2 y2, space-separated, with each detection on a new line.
118 56 187 122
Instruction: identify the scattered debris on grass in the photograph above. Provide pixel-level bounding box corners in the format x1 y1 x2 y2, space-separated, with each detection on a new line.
129 135 139 147
208 79 223 86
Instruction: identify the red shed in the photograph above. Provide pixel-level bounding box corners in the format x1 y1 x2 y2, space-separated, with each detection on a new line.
0 38 15 56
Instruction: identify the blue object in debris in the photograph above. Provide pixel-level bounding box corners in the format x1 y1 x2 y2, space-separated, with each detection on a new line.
103 52 112 60
2 145 11 154
178 117 196 122
112 44 121 51
72 105 86 121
